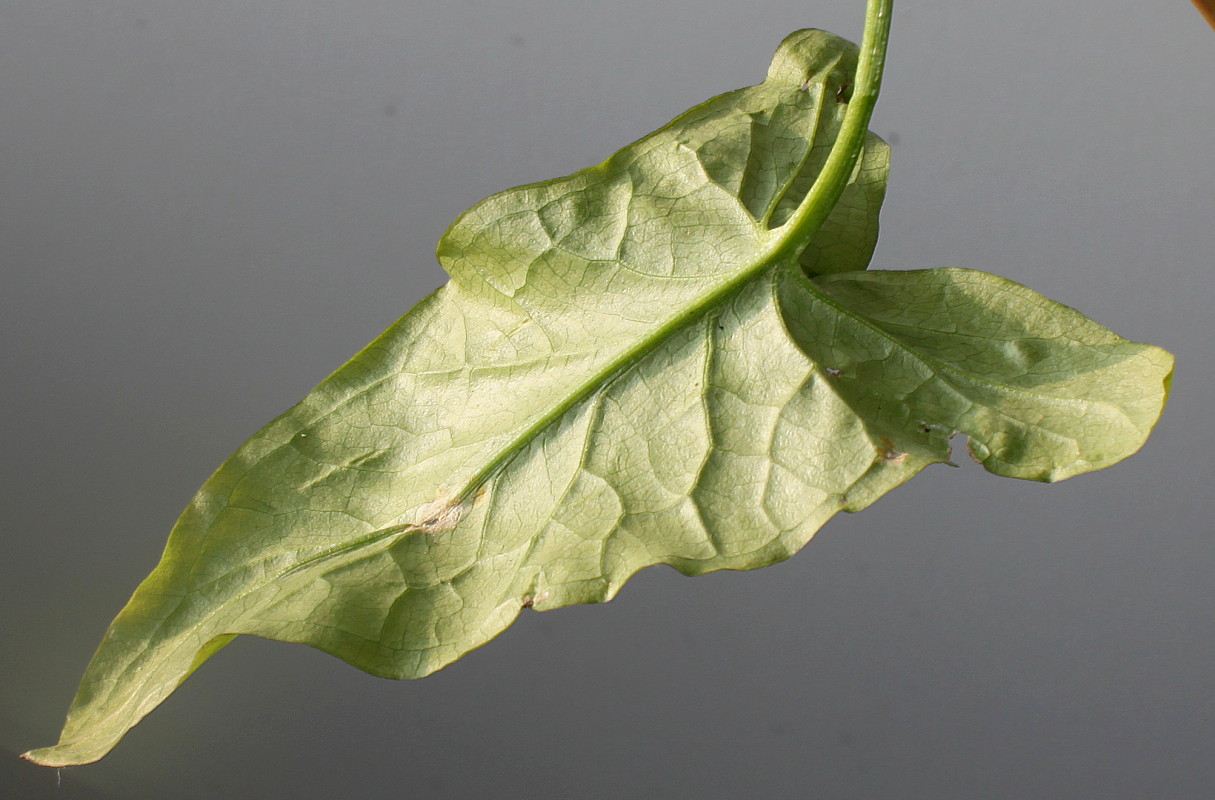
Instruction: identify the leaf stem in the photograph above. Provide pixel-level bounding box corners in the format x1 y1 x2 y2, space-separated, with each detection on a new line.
769 0 893 262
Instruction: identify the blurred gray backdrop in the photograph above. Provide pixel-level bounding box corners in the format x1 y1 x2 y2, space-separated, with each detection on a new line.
3 1 1212 798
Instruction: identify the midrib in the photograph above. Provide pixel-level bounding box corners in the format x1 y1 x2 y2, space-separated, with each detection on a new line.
452 229 793 503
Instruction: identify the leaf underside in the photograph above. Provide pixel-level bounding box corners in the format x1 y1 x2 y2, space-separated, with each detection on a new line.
27 29 1172 766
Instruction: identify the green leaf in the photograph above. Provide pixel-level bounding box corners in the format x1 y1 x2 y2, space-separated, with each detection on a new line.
797 132 888 277
26 25 1170 767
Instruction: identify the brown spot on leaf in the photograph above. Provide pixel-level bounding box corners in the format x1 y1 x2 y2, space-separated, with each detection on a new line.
414 493 466 533
877 436 907 465
521 590 550 609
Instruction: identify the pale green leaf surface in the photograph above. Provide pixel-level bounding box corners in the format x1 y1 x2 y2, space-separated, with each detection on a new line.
789 268 1173 484
26 27 1170 767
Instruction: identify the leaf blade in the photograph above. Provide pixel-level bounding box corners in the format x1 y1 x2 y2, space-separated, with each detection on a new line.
27 15 1170 769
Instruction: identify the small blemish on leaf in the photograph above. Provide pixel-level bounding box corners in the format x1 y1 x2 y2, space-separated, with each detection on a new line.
825 366 841 378
835 83 851 103
876 436 907 465
520 591 549 609
414 493 466 533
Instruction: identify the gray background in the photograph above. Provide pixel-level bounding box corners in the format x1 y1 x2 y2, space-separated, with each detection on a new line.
2 1 1212 798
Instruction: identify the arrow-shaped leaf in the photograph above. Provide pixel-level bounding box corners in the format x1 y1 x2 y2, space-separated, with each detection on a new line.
26 25 1170 767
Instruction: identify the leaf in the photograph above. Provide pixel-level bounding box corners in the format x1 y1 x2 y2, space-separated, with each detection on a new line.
1192 0 1215 30
26 28 1171 767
